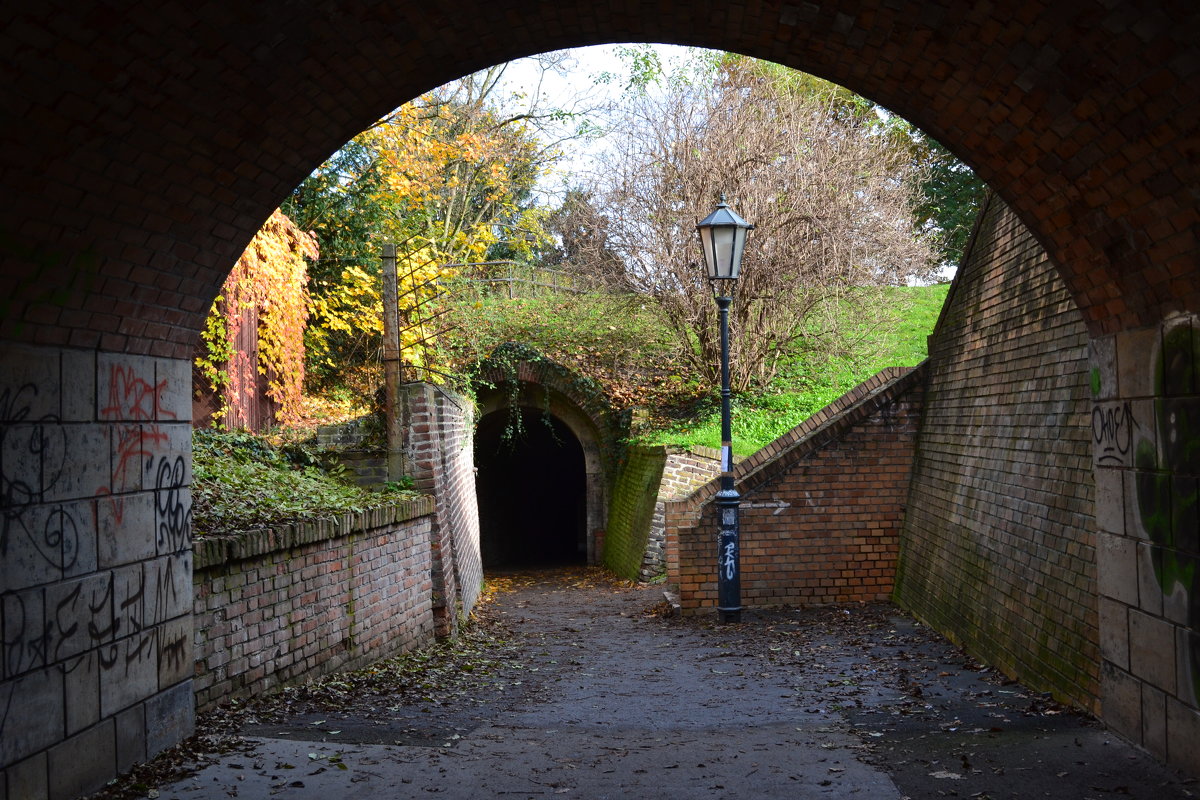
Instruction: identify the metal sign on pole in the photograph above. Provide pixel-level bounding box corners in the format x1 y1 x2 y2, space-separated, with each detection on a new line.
381 243 406 482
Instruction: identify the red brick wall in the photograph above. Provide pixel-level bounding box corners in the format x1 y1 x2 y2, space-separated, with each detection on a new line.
192 500 436 711
894 194 1099 712
666 367 924 612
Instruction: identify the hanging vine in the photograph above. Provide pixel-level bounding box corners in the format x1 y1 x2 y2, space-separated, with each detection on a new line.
196 208 318 427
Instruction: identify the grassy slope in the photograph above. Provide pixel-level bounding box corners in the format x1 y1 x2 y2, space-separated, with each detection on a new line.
642 283 949 455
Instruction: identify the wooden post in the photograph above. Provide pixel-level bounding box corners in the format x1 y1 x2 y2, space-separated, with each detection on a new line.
381 243 406 482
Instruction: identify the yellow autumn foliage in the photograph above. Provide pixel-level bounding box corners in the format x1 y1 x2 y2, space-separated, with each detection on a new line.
198 208 317 426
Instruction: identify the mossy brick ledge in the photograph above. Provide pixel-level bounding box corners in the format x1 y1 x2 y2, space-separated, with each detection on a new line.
193 495 436 569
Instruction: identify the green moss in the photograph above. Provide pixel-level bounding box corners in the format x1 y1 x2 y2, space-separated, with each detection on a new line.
603 446 668 580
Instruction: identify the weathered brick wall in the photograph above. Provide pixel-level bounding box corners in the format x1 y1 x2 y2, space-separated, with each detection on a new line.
666 367 924 612
604 445 724 582
894 195 1100 712
192 499 435 711
402 383 482 635
603 445 668 581
0 345 194 799
659 447 723 501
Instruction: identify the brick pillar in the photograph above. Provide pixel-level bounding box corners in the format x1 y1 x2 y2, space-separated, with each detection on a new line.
0 344 195 799
400 382 481 638
1091 316 1200 776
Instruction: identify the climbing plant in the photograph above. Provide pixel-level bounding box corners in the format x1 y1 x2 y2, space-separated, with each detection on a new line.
196 208 317 427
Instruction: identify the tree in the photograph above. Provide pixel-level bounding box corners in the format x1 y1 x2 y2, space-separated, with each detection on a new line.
284 56 591 388
718 54 986 267
583 61 938 392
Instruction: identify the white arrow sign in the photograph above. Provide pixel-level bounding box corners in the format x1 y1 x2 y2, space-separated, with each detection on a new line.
742 499 791 515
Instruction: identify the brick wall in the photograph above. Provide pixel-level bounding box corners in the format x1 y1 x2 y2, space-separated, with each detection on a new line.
402 383 482 635
659 447 724 501
894 195 1100 712
666 367 924 612
4 3 1198 361
192 499 435 710
0 345 194 799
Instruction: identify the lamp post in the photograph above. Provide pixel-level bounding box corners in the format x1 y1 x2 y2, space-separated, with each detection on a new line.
696 194 754 624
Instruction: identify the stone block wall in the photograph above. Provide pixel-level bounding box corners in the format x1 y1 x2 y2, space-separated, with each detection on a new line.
1090 315 1200 775
894 196 1100 714
192 499 436 710
315 418 388 489
658 447 724 500
402 383 482 635
642 447 723 581
665 367 924 612
334 451 389 490
0 345 195 799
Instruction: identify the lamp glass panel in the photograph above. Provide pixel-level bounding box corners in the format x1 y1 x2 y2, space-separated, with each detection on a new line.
710 225 736 279
729 226 747 280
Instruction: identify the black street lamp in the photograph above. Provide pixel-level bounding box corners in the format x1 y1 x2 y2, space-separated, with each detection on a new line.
696 194 754 624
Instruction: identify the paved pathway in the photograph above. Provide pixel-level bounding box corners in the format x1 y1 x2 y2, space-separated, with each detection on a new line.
133 569 1194 799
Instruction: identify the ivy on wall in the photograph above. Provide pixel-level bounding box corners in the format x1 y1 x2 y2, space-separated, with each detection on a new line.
196 208 318 426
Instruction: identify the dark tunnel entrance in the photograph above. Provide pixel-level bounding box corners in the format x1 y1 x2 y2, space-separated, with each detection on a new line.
475 408 587 568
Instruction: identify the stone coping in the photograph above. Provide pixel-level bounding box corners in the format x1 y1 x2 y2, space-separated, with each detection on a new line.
625 442 724 461
193 495 436 570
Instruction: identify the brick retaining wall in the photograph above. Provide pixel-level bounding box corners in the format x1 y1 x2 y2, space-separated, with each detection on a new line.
603 445 668 581
666 367 924 612
894 194 1099 712
192 499 436 711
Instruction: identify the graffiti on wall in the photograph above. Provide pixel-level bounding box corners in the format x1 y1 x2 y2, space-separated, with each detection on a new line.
2 551 190 678
1 359 192 681
1092 402 1137 466
0 383 76 574
1134 321 1200 702
97 364 173 523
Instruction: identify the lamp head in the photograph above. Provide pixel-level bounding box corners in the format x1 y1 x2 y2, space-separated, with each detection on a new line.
696 194 754 282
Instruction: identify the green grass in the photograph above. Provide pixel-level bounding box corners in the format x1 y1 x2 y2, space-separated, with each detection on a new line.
642 283 949 455
191 429 420 537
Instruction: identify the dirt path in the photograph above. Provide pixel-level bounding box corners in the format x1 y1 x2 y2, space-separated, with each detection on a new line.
95 568 1195 799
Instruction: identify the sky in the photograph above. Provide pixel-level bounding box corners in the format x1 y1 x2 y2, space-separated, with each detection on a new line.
493 44 699 193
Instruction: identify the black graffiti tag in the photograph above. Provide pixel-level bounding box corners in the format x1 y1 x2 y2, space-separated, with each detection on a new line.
1092 402 1135 465
155 455 191 553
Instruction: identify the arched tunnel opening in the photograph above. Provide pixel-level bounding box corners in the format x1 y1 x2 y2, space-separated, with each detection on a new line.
475 407 588 568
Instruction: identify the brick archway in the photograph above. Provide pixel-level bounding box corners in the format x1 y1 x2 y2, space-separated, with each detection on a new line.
1 1 1196 353
474 352 627 566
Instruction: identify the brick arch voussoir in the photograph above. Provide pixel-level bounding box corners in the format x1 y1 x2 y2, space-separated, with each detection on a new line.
2 0 1196 354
